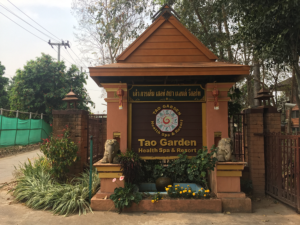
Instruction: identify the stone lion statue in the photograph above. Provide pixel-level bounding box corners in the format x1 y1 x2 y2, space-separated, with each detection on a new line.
216 138 234 162
100 139 120 164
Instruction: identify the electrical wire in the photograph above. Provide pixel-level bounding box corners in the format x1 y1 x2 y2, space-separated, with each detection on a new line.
69 46 88 68
6 0 61 42
0 4 56 41
64 48 79 66
1 2 87 69
0 11 47 43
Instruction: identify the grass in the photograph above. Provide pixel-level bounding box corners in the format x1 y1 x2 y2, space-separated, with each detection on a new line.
11 156 100 216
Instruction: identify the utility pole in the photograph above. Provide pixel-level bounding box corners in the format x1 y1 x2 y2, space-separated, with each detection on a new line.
48 40 70 62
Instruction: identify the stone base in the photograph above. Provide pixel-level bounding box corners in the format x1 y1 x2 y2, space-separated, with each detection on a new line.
221 197 252 213
91 198 222 213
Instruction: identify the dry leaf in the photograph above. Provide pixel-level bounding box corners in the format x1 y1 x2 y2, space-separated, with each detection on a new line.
226 212 231 215
104 195 107 200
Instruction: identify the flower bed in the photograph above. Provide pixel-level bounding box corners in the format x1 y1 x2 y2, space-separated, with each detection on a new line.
91 198 222 213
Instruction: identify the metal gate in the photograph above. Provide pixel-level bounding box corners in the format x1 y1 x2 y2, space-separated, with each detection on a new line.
88 114 107 163
265 133 300 212
228 113 247 162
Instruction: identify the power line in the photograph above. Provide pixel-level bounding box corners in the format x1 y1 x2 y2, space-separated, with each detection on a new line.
69 46 88 68
0 12 47 43
6 0 61 42
0 3 56 41
65 48 79 65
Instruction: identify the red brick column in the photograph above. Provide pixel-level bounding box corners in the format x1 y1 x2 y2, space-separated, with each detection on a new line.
244 108 281 197
245 110 265 197
52 110 89 174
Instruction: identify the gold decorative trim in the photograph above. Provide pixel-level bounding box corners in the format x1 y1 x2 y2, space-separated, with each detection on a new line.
128 102 132 150
97 167 122 172
202 103 207 147
98 172 123 178
217 165 244 170
216 171 242 177
140 156 194 160
128 84 206 103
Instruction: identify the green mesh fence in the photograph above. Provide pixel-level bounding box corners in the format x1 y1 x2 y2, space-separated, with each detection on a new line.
0 115 52 147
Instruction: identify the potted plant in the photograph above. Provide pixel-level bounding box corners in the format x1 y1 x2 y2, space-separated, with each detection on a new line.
153 164 172 191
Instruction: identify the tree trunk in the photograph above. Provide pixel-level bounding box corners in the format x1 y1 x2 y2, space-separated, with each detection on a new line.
194 7 217 53
217 19 224 60
253 60 261 106
222 6 233 62
247 76 254 107
291 65 300 132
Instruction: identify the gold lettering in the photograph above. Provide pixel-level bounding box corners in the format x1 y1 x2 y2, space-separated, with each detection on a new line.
184 140 190 146
151 140 157 146
191 140 196 146
167 140 173 146
145 140 151 146
160 138 167 146
178 138 184 146
138 139 145 146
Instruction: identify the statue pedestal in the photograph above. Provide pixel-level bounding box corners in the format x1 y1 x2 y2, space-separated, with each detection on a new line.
214 162 252 212
216 162 246 193
93 161 124 199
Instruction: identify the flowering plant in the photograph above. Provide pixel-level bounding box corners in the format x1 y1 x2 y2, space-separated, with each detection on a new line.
40 125 79 181
110 176 142 213
151 192 163 203
166 184 211 199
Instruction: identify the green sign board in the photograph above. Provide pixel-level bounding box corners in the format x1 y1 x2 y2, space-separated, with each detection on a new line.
128 85 205 102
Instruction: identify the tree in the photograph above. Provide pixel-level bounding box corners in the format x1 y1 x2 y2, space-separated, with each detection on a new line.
71 0 149 65
9 54 94 122
234 0 300 102
0 61 9 109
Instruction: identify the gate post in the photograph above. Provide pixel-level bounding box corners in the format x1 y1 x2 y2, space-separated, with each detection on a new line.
52 110 89 174
297 138 300 212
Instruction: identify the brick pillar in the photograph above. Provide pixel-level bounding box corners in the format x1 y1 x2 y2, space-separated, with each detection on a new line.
52 110 89 174
264 112 281 133
245 110 265 197
244 107 281 197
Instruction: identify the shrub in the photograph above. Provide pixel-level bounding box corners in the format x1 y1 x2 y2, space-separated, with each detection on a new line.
118 150 142 184
110 181 142 213
168 146 218 187
40 125 78 181
12 156 100 216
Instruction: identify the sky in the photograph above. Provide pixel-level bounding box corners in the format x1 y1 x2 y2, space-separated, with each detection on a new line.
0 0 107 114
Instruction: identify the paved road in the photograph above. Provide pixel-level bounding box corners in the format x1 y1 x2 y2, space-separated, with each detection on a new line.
0 150 41 184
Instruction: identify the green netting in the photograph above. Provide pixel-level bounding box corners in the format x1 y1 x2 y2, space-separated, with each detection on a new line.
0 115 52 147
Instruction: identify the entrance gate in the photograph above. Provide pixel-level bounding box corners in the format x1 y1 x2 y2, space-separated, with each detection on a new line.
265 133 300 212
228 113 247 162
88 114 107 163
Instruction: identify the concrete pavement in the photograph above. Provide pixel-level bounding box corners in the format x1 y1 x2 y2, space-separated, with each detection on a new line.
0 149 41 184
0 191 299 225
